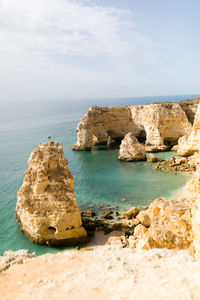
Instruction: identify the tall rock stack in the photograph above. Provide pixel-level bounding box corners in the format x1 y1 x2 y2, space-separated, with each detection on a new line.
16 141 88 246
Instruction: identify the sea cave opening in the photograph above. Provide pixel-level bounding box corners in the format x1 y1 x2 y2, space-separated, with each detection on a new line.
137 130 147 144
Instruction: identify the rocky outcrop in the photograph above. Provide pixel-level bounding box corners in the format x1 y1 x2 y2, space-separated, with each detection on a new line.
177 103 200 156
180 103 198 124
147 153 161 162
123 206 139 219
192 196 200 258
129 197 193 251
2 246 200 300
72 106 134 151
129 103 192 150
72 103 192 152
16 141 88 246
186 167 200 258
0 250 36 273
155 153 200 173
186 167 200 198
118 133 146 161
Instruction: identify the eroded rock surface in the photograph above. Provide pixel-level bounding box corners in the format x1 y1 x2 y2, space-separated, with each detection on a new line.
72 102 192 152
147 153 160 162
1 246 200 300
155 152 200 173
129 197 193 251
16 141 88 246
177 103 200 156
0 250 36 273
192 196 200 258
118 133 146 161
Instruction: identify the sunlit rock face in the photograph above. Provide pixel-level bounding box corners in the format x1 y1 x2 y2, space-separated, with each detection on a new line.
192 195 200 258
129 197 193 251
118 133 146 161
16 141 88 246
130 103 192 150
72 106 136 150
72 103 192 152
177 103 200 156
186 167 200 258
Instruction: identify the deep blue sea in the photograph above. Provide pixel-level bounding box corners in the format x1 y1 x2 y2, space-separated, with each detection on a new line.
0 94 198 255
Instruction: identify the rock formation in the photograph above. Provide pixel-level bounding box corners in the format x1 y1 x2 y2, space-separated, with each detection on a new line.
155 153 200 173
72 103 192 152
16 141 88 246
129 103 191 151
180 102 198 124
2 246 200 300
118 133 146 161
0 250 36 273
192 195 200 258
185 166 200 258
129 197 193 251
147 153 160 162
177 103 200 156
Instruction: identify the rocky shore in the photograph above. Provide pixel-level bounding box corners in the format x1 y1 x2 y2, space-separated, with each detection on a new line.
154 153 200 173
2 98 200 299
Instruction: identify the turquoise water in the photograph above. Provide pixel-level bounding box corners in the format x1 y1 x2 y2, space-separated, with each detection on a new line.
0 95 196 255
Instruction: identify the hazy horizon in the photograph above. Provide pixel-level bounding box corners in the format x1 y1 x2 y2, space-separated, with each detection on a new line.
1 0 200 102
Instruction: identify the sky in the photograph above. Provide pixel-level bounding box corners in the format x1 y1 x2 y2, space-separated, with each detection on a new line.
0 0 200 101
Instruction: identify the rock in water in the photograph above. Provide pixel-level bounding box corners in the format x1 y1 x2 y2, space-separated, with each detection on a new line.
118 132 146 161
147 153 160 162
16 141 88 246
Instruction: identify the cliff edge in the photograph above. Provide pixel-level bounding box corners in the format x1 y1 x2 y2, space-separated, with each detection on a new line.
1 246 200 300
72 102 192 152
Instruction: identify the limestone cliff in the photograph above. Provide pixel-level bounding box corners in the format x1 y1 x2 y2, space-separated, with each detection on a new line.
180 103 198 124
72 103 192 152
118 132 146 161
16 141 88 246
177 103 200 156
72 106 134 150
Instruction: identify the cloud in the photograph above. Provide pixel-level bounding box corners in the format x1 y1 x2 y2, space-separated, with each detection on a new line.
0 0 156 100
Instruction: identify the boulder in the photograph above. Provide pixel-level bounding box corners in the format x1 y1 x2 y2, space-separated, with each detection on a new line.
81 210 96 217
16 141 88 246
118 133 146 161
123 207 139 219
147 154 160 162
155 152 200 173
133 197 193 250
136 210 151 227
101 211 113 219
105 235 128 248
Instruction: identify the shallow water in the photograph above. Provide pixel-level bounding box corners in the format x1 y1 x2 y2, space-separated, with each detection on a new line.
0 95 196 255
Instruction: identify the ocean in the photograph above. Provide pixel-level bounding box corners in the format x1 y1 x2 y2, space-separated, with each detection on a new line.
0 94 197 255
